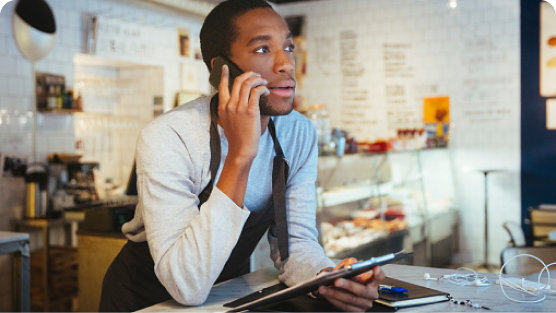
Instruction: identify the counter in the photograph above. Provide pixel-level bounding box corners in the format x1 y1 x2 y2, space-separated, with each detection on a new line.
0 231 30 312
140 264 556 312
76 230 127 312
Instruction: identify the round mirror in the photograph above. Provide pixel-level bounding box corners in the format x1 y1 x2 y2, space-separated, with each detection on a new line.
12 0 56 62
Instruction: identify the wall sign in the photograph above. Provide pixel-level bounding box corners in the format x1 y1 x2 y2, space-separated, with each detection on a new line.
178 28 190 58
95 17 159 59
540 1 556 96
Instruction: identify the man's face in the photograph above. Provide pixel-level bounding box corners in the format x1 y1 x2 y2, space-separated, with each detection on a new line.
228 8 296 116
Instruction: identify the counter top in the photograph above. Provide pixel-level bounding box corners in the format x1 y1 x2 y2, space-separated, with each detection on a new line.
140 264 556 312
0 231 30 312
0 231 29 244
139 267 279 312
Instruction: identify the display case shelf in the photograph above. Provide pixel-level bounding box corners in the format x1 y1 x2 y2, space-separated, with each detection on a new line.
318 182 393 207
332 229 408 260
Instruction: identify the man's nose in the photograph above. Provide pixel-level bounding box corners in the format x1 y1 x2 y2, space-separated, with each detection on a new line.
273 50 294 74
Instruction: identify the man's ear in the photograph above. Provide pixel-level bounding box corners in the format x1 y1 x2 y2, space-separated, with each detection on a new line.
210 57 216 71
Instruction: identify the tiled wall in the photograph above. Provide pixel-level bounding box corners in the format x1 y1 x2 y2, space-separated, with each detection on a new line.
74 64 164 188
0 0 207 310
0 0 209 205
0 0 207 209
278 0 521 265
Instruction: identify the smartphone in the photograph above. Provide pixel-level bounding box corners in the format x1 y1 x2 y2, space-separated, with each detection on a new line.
209 56 245 92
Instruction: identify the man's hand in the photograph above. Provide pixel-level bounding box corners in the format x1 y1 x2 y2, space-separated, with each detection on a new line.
217 64 269 161
215 64 270 207
317 257 386 312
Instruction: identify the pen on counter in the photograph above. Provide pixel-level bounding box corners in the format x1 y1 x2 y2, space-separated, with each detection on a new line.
379 284 408 293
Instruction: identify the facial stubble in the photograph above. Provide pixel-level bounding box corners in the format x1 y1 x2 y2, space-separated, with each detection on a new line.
258 94 294 116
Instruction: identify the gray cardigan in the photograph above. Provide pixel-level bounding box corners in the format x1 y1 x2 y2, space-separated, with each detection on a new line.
122 95 335 306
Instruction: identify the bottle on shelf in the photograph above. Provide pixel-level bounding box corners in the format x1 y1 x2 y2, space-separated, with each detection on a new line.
74 91 83 111
56 86 63 109
332 128 345 157
47 85 57 109
63 90 74 109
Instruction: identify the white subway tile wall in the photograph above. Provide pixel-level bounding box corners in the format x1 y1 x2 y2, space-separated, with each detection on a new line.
74 64 163 187
278 0 521 265
0 0 207 200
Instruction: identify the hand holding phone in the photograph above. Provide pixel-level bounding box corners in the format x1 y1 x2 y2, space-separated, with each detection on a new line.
210 56 269 162
209 56 245 92
211 56 270 207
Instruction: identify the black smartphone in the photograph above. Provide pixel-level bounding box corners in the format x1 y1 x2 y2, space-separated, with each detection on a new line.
209 56 245 92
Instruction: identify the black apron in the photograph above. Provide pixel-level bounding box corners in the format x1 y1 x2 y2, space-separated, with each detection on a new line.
99 95 290 312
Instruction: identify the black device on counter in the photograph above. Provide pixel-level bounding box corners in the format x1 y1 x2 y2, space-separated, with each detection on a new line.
209 56 245 92
81 202 136 233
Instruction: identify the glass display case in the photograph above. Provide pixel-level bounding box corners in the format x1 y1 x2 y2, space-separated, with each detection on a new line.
316 148 457 265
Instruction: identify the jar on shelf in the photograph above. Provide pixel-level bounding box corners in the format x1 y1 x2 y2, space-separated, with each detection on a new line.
331 128 345 156
307 104 332 155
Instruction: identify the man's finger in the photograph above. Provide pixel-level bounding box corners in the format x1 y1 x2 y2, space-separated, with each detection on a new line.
321 286 372 312
324 282 375 307
237 76 266 110
374 265 385 278
248 85 269 111
334 257 357 271
227 72 261 110
370 266 386 286
218 64 230 106
334 278 376 299
354 271 373 284
325 296 368 313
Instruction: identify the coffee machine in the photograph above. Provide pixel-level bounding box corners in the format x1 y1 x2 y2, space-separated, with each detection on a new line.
48 161 100 216
64 162 100 204
24 163 49 218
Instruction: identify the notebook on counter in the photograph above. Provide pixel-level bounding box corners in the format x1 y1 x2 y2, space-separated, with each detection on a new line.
375 277 450 308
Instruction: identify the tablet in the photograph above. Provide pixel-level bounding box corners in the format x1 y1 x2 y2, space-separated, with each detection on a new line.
226 250 411 312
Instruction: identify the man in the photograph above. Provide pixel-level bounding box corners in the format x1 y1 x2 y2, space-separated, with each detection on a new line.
99 0 385 311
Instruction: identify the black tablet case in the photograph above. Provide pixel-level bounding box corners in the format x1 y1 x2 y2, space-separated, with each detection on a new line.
223 252 410 312
224 283 396 312
224 276 449 312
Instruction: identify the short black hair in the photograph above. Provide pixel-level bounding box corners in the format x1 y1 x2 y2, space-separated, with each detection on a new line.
200 0 273 70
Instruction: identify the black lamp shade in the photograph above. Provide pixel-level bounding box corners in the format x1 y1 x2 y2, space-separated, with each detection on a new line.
12 0 56 61
15 0 56 34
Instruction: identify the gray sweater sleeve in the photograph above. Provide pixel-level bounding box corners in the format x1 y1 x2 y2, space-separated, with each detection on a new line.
124 118 250 306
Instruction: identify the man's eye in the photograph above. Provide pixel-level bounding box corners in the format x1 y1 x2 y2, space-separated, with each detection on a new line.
285 44 295 52
255 47 269 53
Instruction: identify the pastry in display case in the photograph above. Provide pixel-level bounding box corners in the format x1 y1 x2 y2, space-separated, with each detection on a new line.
318 195 409 258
